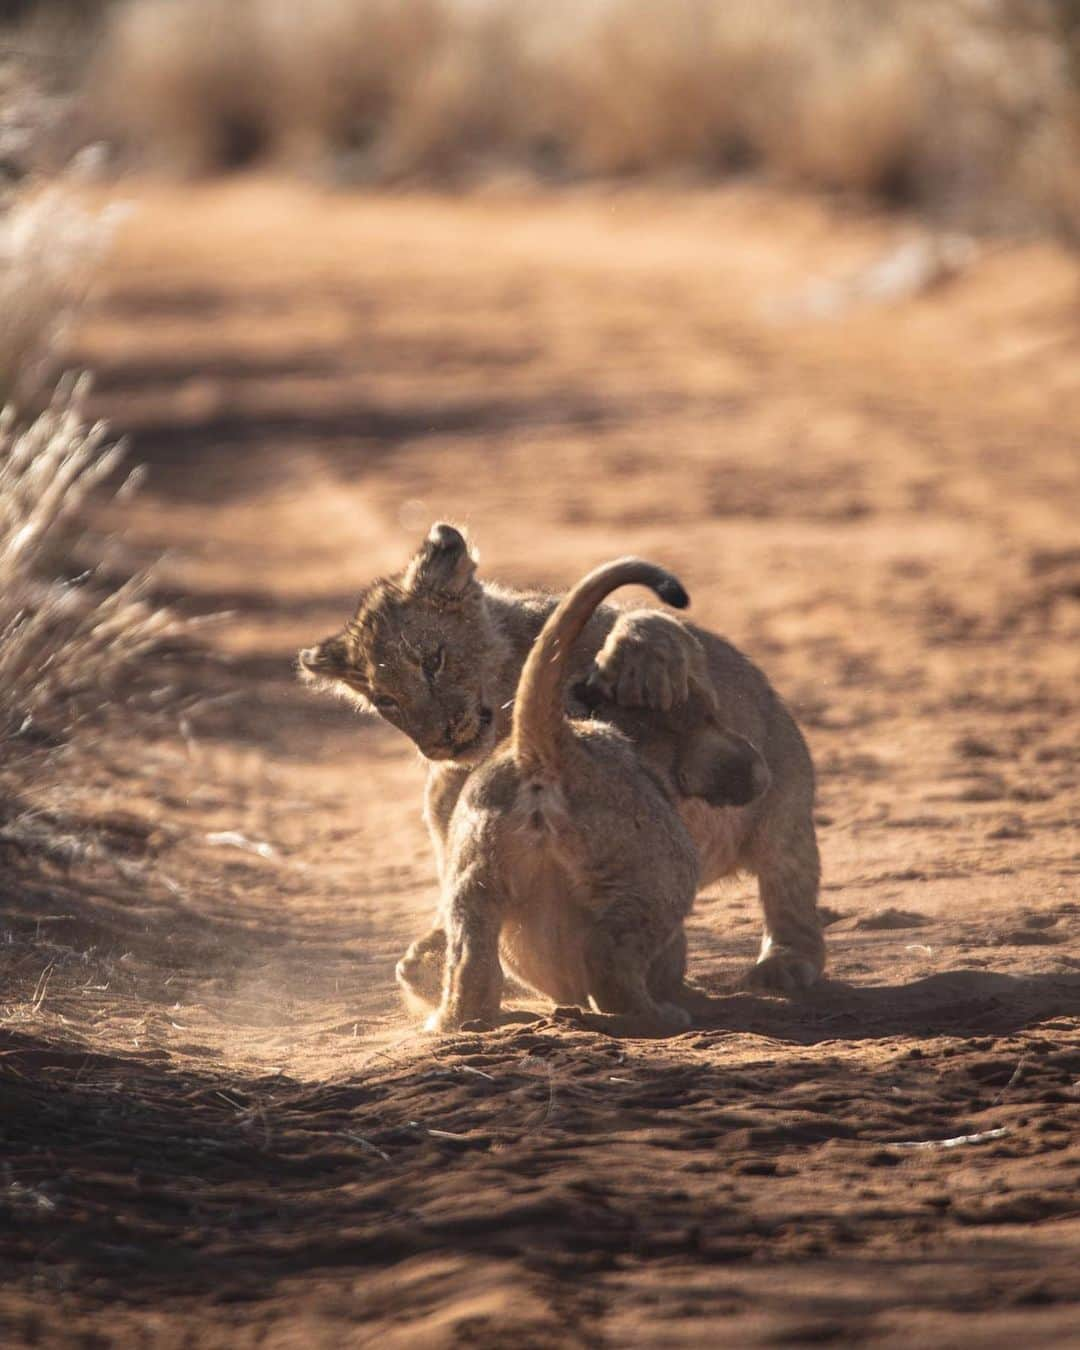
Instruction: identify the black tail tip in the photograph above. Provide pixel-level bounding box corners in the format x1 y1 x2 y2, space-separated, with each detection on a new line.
427 522 467 553
656 575 690 609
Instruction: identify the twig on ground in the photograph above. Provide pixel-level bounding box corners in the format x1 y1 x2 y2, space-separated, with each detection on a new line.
885 1127 1009 1150
340 1131 390 1161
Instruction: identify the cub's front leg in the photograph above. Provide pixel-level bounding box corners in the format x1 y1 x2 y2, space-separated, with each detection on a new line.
586 609 707 713
400 763 470 1019
425 868 504 1033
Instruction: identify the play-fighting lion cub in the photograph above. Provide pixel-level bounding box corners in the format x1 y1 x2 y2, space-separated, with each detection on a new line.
420 556 757 1035
299 523 825 999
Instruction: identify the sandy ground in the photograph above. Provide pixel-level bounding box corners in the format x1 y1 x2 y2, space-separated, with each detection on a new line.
1 179 1078 1347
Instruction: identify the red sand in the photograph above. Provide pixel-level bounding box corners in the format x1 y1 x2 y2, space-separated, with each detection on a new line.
1 180 1077 1347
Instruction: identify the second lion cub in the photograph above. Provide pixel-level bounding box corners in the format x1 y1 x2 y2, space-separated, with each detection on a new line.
428 556 766 1036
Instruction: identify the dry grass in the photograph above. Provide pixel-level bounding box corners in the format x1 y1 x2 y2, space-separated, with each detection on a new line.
0 369 202 905
0 374 188 748
89 0 1080 234
0 65 198 892
0 141 186 755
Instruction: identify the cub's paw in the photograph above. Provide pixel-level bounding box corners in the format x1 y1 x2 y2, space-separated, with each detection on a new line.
396 959 442 1014
745 948 822 995
587 612 699 712
396 927 447 1010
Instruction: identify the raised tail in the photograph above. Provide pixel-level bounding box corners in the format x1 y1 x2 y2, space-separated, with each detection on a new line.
511 557 689 781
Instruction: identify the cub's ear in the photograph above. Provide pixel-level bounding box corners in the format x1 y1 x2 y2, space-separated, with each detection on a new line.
297 634 349 682
677 727 770 808
403 522 477 597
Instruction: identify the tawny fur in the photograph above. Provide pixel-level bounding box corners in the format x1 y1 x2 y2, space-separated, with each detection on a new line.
299 523 825 1018
424 555 751 1034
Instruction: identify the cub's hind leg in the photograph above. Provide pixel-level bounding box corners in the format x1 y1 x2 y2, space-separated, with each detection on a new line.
747 815 824 994
740 711 825 994
647 928 718 1019
561 899 691 1037
648 927 687 1000
426 869 504 1033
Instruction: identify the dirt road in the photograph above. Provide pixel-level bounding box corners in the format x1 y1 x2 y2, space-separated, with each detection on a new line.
2 179 1078 1347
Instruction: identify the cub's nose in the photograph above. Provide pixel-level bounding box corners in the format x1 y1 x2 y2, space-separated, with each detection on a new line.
479 706 493 728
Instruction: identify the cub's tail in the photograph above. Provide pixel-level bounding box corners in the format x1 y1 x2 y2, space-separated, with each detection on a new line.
511 558 689 782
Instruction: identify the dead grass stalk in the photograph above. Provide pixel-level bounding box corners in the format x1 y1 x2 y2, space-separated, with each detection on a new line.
0 373 190 748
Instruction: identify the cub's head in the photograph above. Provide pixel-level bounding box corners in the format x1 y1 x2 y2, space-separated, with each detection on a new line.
298 523 506 764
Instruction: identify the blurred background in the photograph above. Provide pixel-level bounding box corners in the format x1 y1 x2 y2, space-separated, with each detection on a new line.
10 0 1080 226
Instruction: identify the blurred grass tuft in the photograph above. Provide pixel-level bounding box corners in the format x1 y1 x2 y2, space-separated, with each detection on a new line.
81 0 1080 236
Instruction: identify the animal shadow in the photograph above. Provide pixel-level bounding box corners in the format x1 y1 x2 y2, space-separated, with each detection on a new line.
680 969 1080 1044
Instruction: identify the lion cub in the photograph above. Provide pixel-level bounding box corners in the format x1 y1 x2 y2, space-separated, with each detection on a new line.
424 557 762 1036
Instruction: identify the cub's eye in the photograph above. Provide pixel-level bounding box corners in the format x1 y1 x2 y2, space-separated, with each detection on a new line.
422 645 446 678
371 694 399 714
